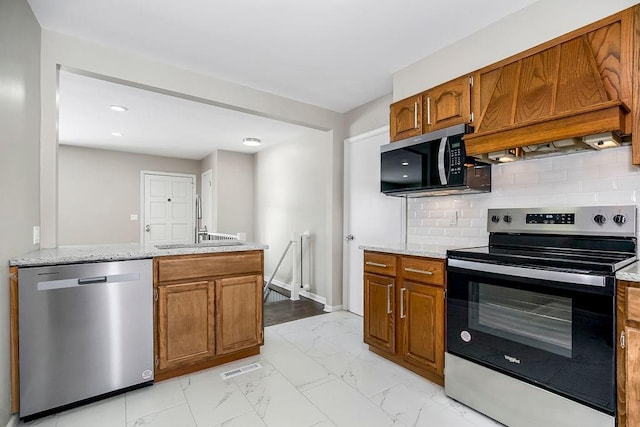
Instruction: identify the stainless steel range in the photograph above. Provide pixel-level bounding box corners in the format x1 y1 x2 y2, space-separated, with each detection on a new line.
445 205 637 427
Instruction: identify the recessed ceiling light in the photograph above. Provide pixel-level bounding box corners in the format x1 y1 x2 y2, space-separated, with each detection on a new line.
402 162 409 166
109 105 128 112
243 137 261 147
111 132 123 137
402 174 408 178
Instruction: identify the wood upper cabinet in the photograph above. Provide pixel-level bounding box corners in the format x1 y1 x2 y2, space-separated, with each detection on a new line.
157 280 215 372
215 274 263 355
618 280 640 427
424 76 472 133
466 8 634 156
362 251 445 386
390 94 423 142
364 273 395 354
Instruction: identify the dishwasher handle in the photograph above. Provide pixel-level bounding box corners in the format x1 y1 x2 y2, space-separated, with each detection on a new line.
37 272 141 291
78 276 107 285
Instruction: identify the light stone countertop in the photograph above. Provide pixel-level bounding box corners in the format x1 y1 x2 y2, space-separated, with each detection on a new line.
10 242 268 267
616 261 640 282
358 242 480 259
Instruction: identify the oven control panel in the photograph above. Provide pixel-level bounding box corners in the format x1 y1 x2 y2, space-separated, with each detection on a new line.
487 205 636 236
526 213 575 225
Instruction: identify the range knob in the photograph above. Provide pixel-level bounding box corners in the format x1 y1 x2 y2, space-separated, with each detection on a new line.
491 215 500 223
613 214 627 225
503 215 512 223
593 214 607 225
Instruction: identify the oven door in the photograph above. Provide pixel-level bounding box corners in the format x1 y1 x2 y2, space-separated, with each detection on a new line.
446 259 616 415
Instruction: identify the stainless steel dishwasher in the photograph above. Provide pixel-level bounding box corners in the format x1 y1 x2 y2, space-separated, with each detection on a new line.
18 259 154 419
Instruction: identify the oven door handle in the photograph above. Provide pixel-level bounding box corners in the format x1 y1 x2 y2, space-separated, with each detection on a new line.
447 259 606 287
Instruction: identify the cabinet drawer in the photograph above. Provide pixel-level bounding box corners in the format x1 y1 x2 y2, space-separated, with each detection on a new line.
364 252 397 276
628 287 640 323
156 251 262 283
401 257 444 286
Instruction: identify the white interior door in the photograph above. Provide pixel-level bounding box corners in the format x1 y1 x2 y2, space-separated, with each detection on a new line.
143 172 195 244
344 128 403 316
201 169 213 232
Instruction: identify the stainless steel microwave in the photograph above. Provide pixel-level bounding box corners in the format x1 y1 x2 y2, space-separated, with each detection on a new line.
380 124 491 197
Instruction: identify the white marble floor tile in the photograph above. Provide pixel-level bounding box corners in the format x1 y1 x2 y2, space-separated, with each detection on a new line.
179 366 254 426
310 419 337 427
239 372 325 427
126 403 195 427
267 319 308 337
211 411 267 427
303 378 405 427
265 346 335 391
260 328 296 356
125 379 186 421
56 395 125 427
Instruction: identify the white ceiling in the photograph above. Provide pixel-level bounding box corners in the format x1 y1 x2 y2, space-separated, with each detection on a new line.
28 0 538 113
35 1 539 160
58 71 323 159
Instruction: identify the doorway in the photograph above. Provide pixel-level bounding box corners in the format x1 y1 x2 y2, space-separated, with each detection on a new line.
141 171 196 244
343 128 404 316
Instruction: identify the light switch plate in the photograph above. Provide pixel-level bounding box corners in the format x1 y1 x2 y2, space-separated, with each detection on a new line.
33 226 40 244
130 214 139 221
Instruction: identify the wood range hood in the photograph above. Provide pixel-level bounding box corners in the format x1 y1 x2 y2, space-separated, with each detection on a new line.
464 7 637 159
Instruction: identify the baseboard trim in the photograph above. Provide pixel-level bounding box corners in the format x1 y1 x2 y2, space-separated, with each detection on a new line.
6 414 18 427
267 279 326 305
323 304 343 312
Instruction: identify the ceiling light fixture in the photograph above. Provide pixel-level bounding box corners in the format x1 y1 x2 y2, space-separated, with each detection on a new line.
109 105 128 112
401 162 409 166
243 137 261 147
111 132 123 137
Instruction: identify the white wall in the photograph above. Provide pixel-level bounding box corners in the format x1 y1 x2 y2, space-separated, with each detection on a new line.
408 146 640 247
393 0 639 101
40 30 345 306
344 93 392 139
0 0 41 422
58 145 201 245
216 150 255 241
255 132 330 301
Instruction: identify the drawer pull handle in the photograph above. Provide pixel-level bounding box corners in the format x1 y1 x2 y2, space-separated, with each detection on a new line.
366 261 388 268
387 284 392 314
404 267 434 275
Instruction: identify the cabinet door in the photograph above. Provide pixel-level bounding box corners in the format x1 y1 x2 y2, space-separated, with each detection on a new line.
157 280 215 371
215 275 263 355
626 326 640 427
425 77 471 132
364 273 395 354
390 94 422 142
400 281 444 375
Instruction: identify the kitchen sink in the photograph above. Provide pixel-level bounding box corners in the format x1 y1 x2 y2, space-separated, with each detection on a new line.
155 240 244 249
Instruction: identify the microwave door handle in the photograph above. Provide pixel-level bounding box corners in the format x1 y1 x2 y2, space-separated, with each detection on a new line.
438 136 447 185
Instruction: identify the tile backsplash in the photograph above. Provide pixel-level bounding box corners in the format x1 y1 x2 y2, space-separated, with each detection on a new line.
407 145 640 248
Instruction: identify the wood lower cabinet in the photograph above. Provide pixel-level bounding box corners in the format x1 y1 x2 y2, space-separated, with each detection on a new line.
363 251 445 385
215 274 263 355
618 280 640 427
400 280 444 375
157 280 215 371
364 273 395 354
154 251 264 380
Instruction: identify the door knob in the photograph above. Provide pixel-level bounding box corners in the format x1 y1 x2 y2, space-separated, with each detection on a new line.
345 234 354 241
145 224 151 232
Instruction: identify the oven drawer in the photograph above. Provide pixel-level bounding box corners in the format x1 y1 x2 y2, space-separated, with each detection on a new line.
627 287 640 322
364 252 397 276
401 257 444 286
